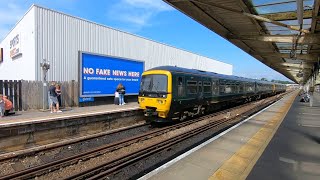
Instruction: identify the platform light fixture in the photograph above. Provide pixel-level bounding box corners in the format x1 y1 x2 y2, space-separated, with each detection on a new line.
40 59 50 110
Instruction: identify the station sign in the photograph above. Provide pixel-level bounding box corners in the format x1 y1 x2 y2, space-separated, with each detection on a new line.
79 97 94 102
10 33 22 58
0 48 3 63
79 52 144 97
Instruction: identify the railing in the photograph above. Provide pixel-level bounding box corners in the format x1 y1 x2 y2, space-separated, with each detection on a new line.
0 80 22 111
0 80 78 111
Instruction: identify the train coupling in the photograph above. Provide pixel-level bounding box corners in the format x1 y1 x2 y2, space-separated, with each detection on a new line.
144 109 158 117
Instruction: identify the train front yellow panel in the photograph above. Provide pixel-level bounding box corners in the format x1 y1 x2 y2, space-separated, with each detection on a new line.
138 70 172 118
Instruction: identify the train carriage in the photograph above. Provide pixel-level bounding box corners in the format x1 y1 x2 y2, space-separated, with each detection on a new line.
138 66 286 122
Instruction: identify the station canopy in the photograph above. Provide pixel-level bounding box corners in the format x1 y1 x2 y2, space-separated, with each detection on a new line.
165 0 320 84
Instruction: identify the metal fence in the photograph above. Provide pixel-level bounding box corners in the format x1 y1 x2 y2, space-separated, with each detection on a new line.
0 80 22 111
0 80 78 111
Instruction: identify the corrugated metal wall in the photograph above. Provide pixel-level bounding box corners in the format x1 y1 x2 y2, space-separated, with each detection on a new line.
34 5 232 81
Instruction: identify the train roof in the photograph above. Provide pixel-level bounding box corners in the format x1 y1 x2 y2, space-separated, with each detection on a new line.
148 66 284 85
148 66 256 82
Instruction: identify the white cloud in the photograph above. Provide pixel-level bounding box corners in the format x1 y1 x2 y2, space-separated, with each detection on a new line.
107 0 173 32
123 0 173 11
0 1 25 41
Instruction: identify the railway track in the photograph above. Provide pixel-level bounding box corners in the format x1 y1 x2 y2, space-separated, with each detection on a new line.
0 123 151 177
68 94 287 180
0 92 289 180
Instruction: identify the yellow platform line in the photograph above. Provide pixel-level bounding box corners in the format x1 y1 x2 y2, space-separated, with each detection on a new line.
209 92 298 180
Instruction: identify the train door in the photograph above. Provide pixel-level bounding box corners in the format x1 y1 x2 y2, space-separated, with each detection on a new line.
272 84 276 93
212 79 219 96
177 76 185 98
239 81 244 94
198 80 203 98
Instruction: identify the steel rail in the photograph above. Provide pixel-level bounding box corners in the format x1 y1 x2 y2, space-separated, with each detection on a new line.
0 123 149 161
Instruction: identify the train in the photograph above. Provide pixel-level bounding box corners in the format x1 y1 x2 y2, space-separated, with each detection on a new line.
138 66 286 122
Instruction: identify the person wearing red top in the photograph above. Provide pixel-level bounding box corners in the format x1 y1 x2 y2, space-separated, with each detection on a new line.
0 94 4 117
3 96 15 116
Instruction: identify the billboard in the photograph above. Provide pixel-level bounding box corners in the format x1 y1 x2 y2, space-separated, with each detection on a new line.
79 52 144 97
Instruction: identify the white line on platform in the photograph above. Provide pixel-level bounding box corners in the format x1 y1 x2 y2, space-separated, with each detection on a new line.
299 124 320 128
0 107 139 127
299 113 320 116
138 98 284 180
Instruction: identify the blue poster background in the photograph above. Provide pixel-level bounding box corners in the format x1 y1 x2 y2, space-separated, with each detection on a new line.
80 53 144 97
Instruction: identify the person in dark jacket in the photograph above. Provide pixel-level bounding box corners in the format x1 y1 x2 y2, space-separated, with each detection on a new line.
55 84 62 108
49 82 62 113
116 83 126 105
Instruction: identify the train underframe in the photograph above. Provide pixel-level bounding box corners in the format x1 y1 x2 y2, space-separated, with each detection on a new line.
145 91 281 123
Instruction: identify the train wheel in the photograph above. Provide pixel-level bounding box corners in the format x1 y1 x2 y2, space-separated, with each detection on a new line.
179 111 188 121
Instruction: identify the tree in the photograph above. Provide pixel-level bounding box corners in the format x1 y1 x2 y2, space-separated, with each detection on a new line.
261 78 268 81
271 79 293 84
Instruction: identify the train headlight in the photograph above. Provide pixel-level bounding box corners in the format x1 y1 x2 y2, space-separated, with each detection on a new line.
157 100 165 104
140 98 145 102
159 112 165 117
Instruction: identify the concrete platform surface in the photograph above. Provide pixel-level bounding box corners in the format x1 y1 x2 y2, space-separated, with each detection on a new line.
247 92 320 180
140 91 307 180
0 102 139 127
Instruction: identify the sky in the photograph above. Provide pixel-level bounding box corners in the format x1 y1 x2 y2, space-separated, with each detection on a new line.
0 0 291 82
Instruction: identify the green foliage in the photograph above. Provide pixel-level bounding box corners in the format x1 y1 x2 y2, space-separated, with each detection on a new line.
271 79 293 84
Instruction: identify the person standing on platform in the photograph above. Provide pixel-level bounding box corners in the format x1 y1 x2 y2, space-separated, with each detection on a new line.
309 86 314 107
56 84 62 108
0 94 5 117
3 95 15 116
116 83 126 105
49 82 62 113
114 91 119 105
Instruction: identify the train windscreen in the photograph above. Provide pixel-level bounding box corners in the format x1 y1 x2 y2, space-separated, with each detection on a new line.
139 74 168 98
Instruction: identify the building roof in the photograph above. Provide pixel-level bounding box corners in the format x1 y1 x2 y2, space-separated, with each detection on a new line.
164 0 320 84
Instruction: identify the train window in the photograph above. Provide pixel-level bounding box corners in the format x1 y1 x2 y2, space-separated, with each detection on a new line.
239 83 244 93
219 85 225 94
203 81 211 93
177 77 185 97
198 81 203 94
178 77 183 86
231 85 238 93
203 82 211 86
225 86 232 93
140 74 168 98
219 80 225 85
246 83 254 92
212 80 219 95
187 80 197 94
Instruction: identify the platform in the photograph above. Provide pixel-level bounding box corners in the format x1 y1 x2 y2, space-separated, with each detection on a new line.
247 92 320 180
0 102 142 154
0 102 139 127
140 90 320 180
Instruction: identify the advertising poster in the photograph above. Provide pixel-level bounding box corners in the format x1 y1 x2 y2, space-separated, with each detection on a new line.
79 52 144 97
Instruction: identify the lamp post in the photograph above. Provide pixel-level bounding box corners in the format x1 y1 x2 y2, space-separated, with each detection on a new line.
40 59 50 110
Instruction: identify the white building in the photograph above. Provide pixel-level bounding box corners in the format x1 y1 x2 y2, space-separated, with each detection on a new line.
0 5 232 81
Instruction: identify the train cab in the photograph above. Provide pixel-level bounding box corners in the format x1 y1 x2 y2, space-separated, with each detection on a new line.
138 69 172 119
